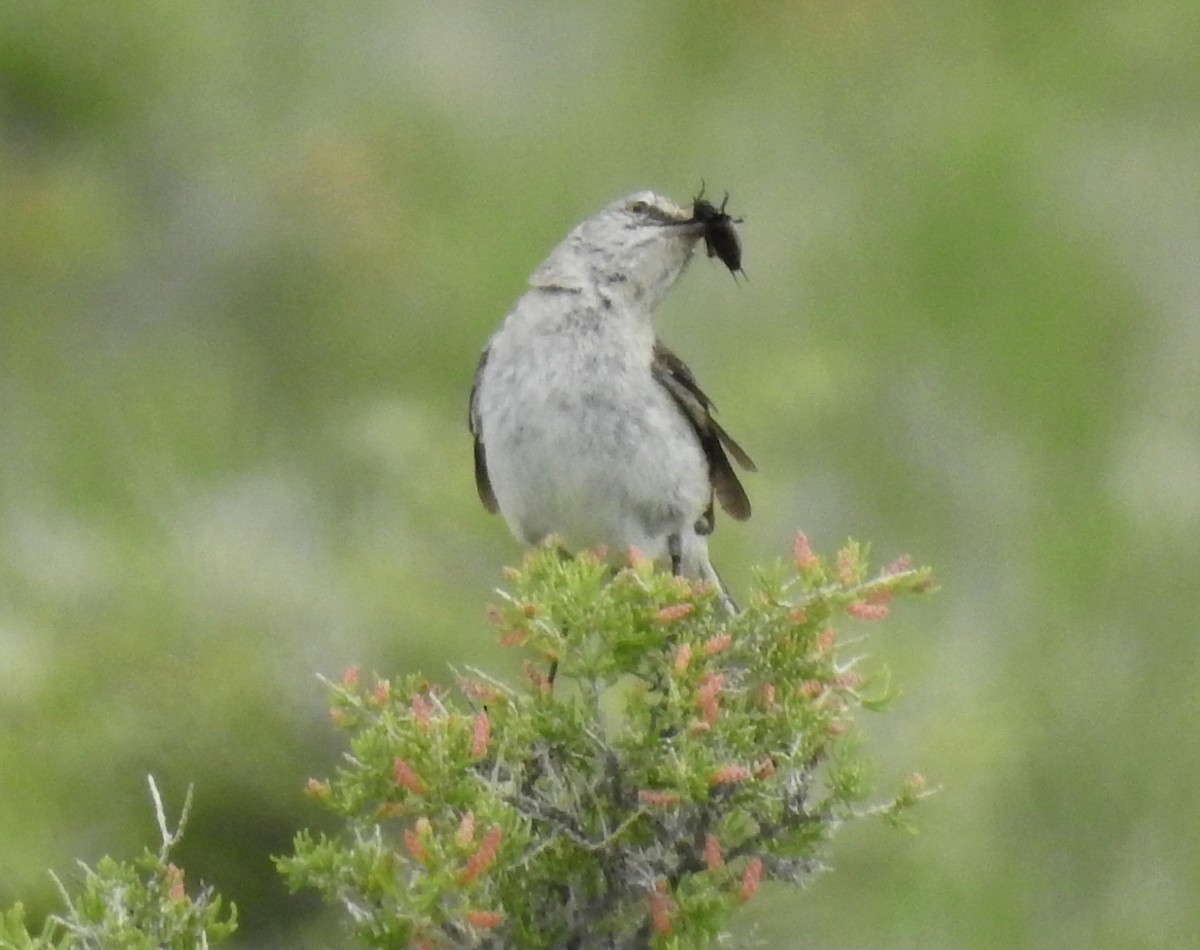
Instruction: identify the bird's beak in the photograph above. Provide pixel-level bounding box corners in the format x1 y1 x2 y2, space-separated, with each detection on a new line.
663 212 707 237
655 199 698 226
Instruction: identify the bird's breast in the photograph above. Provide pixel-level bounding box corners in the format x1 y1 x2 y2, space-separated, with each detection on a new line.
479 312 708 550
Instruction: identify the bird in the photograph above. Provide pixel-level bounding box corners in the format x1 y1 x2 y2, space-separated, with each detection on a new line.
468 189 755 607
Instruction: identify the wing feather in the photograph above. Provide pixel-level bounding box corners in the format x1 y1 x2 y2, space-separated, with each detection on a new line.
468 347 500 514
651 341 755 522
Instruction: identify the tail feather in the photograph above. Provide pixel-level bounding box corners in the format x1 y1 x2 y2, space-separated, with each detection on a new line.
697 555 739 614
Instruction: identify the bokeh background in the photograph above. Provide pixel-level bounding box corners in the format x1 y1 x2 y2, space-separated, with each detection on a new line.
3 2 1198 947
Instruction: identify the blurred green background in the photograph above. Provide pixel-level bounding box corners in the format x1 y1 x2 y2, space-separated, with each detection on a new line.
2 1 1198 947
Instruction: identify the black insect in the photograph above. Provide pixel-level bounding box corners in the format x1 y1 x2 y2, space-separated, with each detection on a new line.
692 182 745 278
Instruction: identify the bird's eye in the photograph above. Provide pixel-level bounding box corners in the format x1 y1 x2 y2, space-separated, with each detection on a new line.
628 200 649 214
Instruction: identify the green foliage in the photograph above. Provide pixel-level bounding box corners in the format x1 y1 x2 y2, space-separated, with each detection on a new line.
0 781 235 950
280 539 933 948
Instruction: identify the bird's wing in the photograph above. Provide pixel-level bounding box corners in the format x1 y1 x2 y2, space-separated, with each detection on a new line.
468 346 499 514
651 340 756 522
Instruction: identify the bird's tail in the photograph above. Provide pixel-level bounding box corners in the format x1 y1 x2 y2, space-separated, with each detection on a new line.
698 556 739 614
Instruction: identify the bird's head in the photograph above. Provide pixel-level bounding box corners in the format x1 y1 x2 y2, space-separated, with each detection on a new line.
530 191 705 312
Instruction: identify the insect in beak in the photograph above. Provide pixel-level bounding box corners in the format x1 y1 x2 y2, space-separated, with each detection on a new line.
691 182 745 279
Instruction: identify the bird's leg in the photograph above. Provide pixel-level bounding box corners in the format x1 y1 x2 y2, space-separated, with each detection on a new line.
667 532 683 576
542 546 572 690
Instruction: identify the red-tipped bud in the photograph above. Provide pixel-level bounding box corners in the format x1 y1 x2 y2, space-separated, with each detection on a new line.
697 672 725 724
709 765 753 785
411 692 432 727
884 555 913 576
465 910 505 929
470 711 490 759
523 661 552 696
456 811 477 847
703 834 724 870
458 678 501 703
794 532 819 571
739 858 764 902
648 881 673 936
165 864 185 903
393 758 426 796
655 603 695 623
403 827 429 863
846 601 889 621
627 546 652 571
702 633 732 656
459 825 503 885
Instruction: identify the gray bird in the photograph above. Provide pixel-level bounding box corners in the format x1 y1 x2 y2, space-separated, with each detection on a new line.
469 190 755 606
